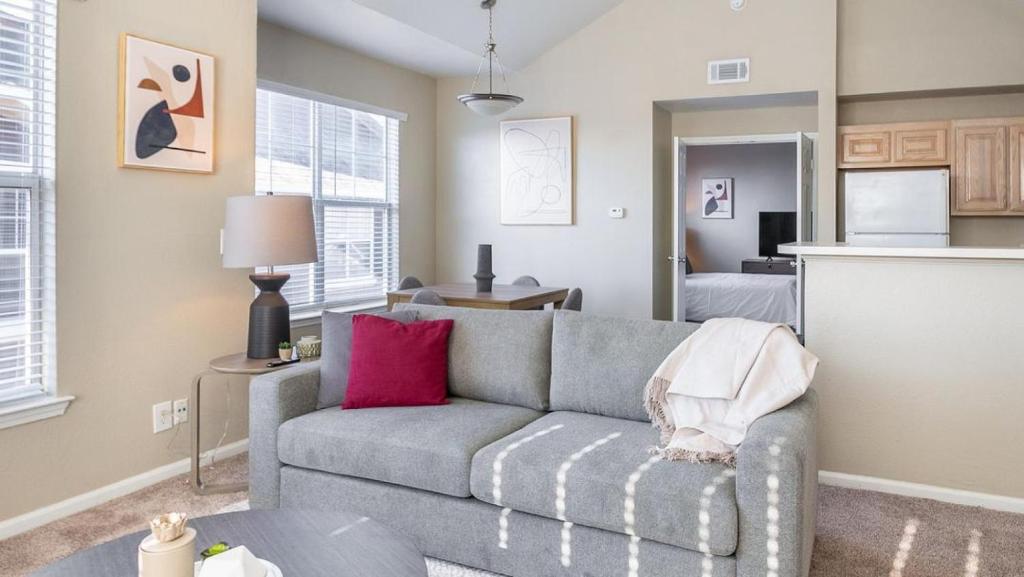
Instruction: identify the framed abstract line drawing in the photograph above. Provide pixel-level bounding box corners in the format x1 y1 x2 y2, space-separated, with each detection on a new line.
119 34 215 173
702 177 734 219
500 116 574 225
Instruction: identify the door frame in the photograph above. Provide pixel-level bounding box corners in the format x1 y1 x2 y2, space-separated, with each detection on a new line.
671 132 818 329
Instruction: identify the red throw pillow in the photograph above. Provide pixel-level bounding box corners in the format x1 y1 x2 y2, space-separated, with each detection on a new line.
343 314 454 409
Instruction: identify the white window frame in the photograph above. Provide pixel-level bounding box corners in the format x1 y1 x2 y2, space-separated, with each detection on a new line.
255 80 405 320
0 0 67 429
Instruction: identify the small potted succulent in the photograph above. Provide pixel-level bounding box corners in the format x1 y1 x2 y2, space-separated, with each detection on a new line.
278 341 293 362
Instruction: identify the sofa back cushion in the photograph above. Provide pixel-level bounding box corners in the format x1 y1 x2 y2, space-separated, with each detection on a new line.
550 311 700 421
318 309 419 409
396 304 553 411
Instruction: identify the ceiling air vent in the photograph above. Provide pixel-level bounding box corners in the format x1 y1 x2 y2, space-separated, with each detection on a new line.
707 58 750 84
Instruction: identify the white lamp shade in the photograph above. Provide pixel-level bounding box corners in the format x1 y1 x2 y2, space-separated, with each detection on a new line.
222 195 318 268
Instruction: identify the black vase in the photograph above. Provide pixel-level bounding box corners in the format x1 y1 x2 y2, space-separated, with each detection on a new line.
473 244 496 293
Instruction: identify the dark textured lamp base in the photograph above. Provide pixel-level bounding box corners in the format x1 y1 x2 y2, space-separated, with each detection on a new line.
247 273 292 359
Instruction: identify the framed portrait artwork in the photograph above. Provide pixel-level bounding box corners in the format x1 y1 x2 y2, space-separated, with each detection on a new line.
119 34 215 173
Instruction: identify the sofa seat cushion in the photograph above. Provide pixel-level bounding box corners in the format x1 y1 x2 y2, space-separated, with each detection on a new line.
279 398 543 498
469 411 738 555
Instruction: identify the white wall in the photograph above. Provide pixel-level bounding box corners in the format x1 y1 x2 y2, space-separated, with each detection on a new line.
684 143 797 273
436 0 838 318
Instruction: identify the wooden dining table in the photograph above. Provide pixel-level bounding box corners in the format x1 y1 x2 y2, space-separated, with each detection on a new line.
387 283 569 311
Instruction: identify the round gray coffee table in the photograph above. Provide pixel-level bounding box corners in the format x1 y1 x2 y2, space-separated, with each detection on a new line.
33 509 428 577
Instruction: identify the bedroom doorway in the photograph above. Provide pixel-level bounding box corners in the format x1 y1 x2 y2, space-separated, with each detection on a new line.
671 132 816 333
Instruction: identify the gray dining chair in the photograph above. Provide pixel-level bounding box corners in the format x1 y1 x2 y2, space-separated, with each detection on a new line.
410 289 447 306
513 275 543 310
561 288 583 312
398 276 424 290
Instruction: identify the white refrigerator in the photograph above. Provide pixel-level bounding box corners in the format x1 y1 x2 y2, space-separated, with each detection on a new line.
844 169 950 247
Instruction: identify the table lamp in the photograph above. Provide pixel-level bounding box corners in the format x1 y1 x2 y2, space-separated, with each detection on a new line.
222 194 317 359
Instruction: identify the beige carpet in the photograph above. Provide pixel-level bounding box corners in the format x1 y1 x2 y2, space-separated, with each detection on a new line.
0 455 249 577
2 454 1022 577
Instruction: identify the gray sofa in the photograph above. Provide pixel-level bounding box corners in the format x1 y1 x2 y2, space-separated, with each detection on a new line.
249 305 817 577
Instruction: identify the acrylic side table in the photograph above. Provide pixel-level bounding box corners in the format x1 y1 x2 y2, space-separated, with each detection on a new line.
190 353 296 495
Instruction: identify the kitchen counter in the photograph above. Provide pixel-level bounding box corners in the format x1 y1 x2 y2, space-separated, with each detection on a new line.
779 242 1024 261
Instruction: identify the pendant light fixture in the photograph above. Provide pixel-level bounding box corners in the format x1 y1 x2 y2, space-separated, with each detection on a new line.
457 0 523 116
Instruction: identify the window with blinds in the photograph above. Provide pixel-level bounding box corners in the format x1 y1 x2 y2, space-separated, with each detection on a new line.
0 0 56 404
255 85 400 314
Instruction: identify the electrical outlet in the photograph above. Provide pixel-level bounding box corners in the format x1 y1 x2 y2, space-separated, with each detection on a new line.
152 401 173 433
173 398 189 425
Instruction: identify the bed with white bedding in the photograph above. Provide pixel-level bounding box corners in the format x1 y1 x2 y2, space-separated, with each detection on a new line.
685 272 797 326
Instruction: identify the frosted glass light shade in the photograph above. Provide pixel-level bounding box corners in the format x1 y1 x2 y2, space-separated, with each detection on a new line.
458 93 523 116
222 195 317 268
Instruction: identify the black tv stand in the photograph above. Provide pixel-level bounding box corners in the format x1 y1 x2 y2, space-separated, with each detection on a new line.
742 257 796 276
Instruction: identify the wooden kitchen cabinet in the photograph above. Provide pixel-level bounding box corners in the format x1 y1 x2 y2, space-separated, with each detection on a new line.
952 120 1007 214
1010 124 1024 213
894 126 948 164
838 122 949 168
839 129 891 166
948 117 1024 216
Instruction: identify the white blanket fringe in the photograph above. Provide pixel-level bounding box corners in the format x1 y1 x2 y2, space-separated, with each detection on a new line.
644 375 737 466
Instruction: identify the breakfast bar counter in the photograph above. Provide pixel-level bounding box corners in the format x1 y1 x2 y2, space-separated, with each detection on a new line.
779 241 1024 260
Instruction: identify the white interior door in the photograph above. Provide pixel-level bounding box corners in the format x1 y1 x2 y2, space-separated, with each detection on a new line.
793 132 814 335
672 138 688 322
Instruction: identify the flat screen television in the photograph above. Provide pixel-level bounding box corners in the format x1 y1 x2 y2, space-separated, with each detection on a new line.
759 211 797 258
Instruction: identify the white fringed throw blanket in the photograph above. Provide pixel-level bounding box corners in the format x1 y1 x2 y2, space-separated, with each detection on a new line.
643 317 818 466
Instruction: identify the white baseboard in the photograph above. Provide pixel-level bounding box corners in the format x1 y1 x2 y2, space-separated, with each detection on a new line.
819 470 1024 514
0 438 248 541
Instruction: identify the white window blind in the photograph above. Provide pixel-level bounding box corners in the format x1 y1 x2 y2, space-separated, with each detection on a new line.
255 86 400 314
0 0 56 404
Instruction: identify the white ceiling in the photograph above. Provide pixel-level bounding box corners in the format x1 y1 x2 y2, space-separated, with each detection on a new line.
258 0 625 78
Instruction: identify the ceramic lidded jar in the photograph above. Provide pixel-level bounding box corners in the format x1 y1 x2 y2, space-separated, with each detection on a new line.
138 527 196 577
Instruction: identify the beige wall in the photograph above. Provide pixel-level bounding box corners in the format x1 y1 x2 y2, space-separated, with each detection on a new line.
672 105 819 138
257 21 438 288
651 105 672 321
838 93 1024 126
804 256 1024 498
838 0 1024 96
0 0 257 522
436 0 837 319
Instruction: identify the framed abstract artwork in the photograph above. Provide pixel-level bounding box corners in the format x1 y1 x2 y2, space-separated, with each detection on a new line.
500 116 574 225
702 177 734 219
119 34 215 173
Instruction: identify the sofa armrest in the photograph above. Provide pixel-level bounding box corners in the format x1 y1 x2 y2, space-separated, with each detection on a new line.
735 389 818 577
248 361 321 509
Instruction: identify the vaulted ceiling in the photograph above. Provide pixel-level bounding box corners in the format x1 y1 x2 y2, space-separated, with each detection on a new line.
258 0 625 78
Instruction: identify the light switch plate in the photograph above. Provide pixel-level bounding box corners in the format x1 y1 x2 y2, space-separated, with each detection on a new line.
608 207 625 219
